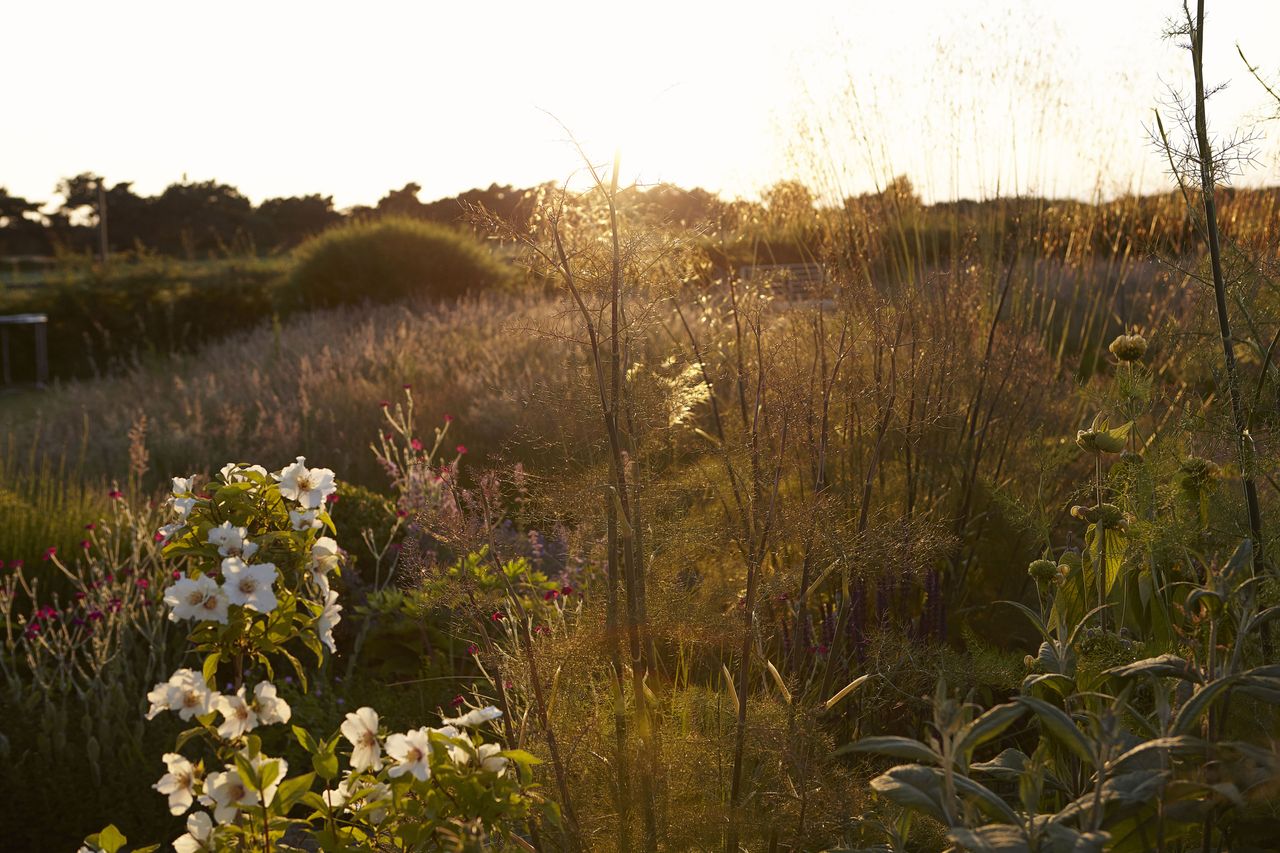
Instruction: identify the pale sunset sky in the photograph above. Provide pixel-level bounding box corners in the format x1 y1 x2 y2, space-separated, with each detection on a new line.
4 1 1280 209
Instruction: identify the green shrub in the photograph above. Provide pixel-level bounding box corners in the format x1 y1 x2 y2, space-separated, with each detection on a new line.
286 216 513 308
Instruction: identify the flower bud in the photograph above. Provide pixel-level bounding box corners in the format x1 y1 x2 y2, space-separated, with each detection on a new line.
1179 456 1219 493
1109 332 1148 363
1058 549 1082 574
1071 503 1129 532
1028 559 1059 584
1076 427 1126 454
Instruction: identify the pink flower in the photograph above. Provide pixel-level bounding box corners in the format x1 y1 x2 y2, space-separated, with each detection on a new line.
544 590 558 601
42 547 56 561
172 570 182 579
136 578 150 590
450 694 464 707
325 492 339 504
85 523 96 531
80 540 91 550
108 489 123 500
467 644 478 655
396 510 408 518
455 445 468 455
410 438 423 451
491 611 505 621
444 414 455 423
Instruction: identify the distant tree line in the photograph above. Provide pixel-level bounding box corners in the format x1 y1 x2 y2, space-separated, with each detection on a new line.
0 176 577 258
3 171 1278 263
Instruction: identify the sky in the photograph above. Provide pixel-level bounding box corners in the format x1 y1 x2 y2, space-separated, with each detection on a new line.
4 1 1280 210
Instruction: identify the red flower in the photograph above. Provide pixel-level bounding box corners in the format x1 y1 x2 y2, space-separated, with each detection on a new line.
396 509 408 518
544 590 558 601
326 492 339 504
455 444 468 455
85 523 96 531
108 489 123 500
172 570 182 579
42 547 56 561
467 644 478 655
444 414 455 423
561 586 573 596
136 578 150 590
410 438 423 451
80 540 91 550
403 384 413 391
379 400 391 408
153 531 166 542
491 611 505 621
450 694 464 707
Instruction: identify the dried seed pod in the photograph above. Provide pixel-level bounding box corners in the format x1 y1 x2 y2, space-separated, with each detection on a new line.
1109 332 1148 363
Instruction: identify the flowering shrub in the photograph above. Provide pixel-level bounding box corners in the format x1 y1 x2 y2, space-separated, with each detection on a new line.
81 459 544 852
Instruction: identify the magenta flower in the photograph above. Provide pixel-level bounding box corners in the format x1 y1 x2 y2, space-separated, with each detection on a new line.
80 540 91 550
42 547 56 561
410 438 423 451
456 445 468 455
108 489 123 500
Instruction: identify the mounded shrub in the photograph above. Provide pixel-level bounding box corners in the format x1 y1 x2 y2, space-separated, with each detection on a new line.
287 216 513 307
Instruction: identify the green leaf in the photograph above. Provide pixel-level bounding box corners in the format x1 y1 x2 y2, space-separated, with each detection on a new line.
293 725 318 754
996 601 1051 643
313 750 339 781
202 651 221 685
1015 696 1095 766
498 748 543 767
869 764 950 825
275 772 316 814
837 736 943 764
1105 655 1202 684
90 824 127 853
1171 677 1238 736
957 703 1026 759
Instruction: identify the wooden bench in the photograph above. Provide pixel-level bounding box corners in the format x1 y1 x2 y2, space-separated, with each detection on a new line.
737 263 826 300
0 313 49 387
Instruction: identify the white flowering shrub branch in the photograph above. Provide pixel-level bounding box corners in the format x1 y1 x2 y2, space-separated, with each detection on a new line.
80 458 546 853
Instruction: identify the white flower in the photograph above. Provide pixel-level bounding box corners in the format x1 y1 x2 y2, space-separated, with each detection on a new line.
214 687 259 740
201 767 258 824
310 536 341 595
429 724 471 764
253 681 292 725
153 752 198 815
156 523 182 545
277 456 337 509
340 773 391 823
317 589 342 653
289 508 323 531
245 751 287 808
163 574 228 623
222 558 278 613
172 811 214 853
172 476 195 496
321 785 348 810
476 742 509 776
207 522 258 560
172 496 198 519
385 728 432 781
442 705 503 728
219 462 267 483
146 668 218 721
340 706 381 771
